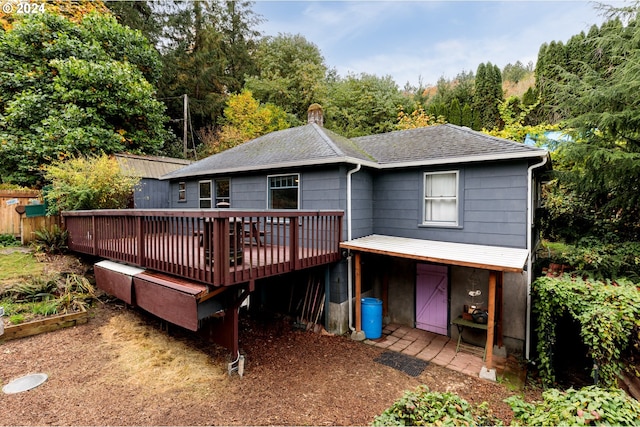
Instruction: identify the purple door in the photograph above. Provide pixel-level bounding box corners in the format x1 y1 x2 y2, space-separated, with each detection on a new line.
416 264 448 335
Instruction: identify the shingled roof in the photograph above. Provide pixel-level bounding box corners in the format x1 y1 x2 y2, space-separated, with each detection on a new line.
352 124 547 168
115 153 191 179
162 123 547 180
163 124 376 179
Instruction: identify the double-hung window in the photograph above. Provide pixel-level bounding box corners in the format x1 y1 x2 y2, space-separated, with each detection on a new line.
268 174 299 209
199 180 212 208
423 171 458 226
178 182 186 202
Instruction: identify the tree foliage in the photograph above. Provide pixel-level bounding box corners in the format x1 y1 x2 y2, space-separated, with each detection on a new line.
245 33 327 123
158 0 260 133
104 0 162 46
324 72 403 137
396 104 446 130
202 90 291 155
43 154 139 213
0 0 109 30
541 6 640 242
473 62 503 130
0 11 168 186
485 96 559 143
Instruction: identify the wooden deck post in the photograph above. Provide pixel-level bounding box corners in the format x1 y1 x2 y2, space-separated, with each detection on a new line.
136 216 145 267
355 252 362 332
485 270 497 369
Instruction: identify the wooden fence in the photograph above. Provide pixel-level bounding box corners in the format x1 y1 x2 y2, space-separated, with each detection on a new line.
0 190 61 244
0 190 40 236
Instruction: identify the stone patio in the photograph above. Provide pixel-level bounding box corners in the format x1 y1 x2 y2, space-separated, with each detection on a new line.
364 323 520 382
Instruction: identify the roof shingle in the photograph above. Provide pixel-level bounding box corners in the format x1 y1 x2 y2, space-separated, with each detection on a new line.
162 123 547 180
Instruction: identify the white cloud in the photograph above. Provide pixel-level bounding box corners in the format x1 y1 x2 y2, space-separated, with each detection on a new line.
255 0 616 87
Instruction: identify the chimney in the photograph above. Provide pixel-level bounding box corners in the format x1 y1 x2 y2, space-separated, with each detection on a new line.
307 103 323 127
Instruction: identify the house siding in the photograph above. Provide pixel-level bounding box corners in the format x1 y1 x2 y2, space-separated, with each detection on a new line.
372 161 529 249
348 167 374 239
134 179 171 209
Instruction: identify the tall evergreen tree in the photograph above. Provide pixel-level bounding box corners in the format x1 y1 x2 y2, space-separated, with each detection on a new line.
461 104 473 128
104 1 162 45
551 7 640 241
158 1 260 139
473 62 503 130
448 98 461 125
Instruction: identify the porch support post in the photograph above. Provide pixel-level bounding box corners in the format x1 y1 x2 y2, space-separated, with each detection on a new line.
355 252 362 332
485 270 497 369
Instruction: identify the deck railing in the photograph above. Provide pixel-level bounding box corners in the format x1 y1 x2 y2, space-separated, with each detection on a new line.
63 209 343 287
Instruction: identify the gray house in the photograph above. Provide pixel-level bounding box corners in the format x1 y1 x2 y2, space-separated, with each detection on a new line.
161 111 550 362
115 153 191 208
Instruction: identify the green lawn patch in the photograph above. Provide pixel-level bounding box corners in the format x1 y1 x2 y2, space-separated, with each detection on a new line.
0 251 45 283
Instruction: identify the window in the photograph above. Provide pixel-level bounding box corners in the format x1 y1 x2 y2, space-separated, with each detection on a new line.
199 180 212 208
268 174 299 209
214 178 230 208
424 171 458 226
178 182 186 202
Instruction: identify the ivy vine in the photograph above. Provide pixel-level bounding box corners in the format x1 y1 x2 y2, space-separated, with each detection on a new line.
532 275 640 387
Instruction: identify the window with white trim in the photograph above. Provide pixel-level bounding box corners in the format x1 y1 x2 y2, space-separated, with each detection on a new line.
423 171 458 226
199 180 212 208
178 182 186 202
268 174 299 209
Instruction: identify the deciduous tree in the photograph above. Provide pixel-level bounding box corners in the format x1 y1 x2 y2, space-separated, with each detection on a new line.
324 73 403 137
245 33 327 123
0 12 168 187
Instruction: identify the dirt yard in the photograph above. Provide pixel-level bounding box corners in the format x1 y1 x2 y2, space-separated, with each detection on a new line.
0 302 545 426
0 253 542 425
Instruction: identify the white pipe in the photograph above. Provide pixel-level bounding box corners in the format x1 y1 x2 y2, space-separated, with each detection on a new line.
346 163 362 332
525 154 548 360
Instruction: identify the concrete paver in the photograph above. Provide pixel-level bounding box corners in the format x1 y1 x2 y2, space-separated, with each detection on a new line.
365 323 508 381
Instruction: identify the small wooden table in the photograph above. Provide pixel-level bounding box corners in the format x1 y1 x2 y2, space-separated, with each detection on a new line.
452 316 488 360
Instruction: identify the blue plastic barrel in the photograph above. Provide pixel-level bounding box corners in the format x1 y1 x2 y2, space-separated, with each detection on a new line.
361 297 382 339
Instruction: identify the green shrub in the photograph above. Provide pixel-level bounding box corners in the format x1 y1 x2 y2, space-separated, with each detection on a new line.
8 313 25 324
30 300 59 316
43 153 138 214
32 225 68 254
532 275 640 387
506 385 640 426
372 385 502 426
0 233 19 247
0 273 97 321
540 239 640 280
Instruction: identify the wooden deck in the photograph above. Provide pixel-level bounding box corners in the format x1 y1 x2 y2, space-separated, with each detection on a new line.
63 209 344 287
63 209 343 355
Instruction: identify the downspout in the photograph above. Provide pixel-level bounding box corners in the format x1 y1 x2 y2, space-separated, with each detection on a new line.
526 154 548 360
346 163 361 332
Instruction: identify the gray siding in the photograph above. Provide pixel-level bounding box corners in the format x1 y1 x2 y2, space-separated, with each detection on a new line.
372 161 529 248
169 180 198 209
134 179 171 208
230 176 266 209
347 167 374 239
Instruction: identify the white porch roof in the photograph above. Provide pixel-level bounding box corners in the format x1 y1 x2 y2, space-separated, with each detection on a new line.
340 234 528 273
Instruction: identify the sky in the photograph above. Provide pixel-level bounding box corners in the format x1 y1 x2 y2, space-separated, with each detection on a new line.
252 0 619 88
